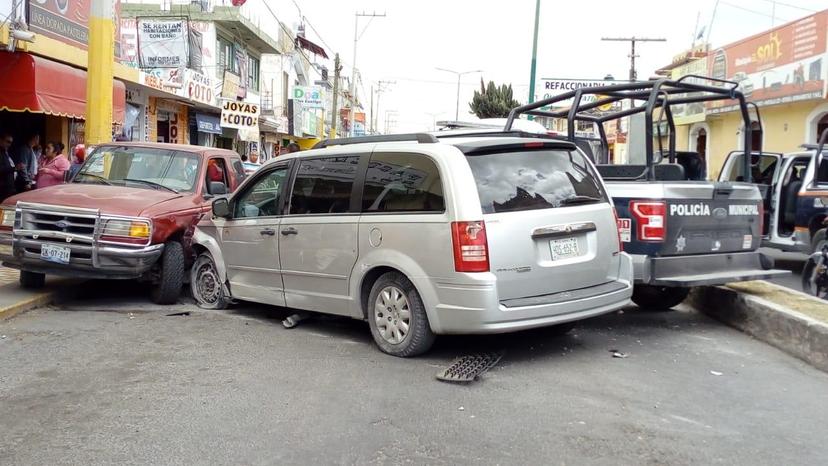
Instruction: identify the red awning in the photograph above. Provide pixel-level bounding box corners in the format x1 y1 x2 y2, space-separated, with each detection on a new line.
0 52 126 124
296 36 328 59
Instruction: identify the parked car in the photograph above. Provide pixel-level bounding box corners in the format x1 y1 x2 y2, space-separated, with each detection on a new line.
718 143 827 254
496 77 788 310
0 142 245 304
191 133 634 357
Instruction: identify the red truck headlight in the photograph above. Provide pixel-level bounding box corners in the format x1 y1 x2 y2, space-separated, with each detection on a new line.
100 218 152 245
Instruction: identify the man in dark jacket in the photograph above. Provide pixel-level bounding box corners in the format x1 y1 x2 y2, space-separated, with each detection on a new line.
13 133 38 192
0 132 19 201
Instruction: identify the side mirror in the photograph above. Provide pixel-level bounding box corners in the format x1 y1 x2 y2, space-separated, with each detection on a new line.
212 198 231 218
209 181 228 195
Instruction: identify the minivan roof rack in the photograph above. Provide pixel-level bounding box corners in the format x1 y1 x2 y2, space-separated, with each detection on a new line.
313 133 438 149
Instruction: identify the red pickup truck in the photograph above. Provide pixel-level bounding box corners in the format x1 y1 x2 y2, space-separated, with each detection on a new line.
0 142 245 304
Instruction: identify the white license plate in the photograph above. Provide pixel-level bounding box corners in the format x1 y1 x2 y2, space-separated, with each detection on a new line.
550 237 579 260
41 244 70 264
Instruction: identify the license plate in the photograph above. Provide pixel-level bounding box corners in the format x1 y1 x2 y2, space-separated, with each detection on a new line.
550 237 579 260
41 244 70 264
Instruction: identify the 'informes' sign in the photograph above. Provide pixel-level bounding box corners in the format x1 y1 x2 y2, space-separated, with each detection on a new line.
221 101 260 130
137 18 189 68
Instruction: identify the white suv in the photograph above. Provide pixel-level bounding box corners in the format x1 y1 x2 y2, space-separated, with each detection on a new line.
190 133 633 356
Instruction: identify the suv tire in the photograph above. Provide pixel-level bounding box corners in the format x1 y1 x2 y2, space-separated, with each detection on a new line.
632 285 689 310
367 272 435 357
191 252 230 310
20 270 45 289
150 241 184 305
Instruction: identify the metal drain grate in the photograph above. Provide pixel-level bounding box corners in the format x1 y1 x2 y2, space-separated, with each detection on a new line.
436 352 504 383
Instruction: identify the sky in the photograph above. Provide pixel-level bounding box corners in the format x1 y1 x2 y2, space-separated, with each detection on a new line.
266 0 828 133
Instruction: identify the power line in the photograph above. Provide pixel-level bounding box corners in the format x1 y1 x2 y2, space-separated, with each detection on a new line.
720 1 790 21
753 0 817 12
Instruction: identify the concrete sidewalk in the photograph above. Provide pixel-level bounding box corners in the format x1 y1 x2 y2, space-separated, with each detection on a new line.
0 267 77 320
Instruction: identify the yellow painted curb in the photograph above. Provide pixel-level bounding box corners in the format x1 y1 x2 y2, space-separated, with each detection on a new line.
0 291 57 321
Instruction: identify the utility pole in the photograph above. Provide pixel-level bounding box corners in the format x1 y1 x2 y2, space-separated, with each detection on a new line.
86 0 115 144
601 36 666 81
349 11 386 137
435 68 482 121
330 53 342 138
373 80 394 133
369 84 374 134
528 0 541 111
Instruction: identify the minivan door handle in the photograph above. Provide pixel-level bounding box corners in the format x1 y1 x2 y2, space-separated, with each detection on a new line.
281 227 298 236
260 228 276 236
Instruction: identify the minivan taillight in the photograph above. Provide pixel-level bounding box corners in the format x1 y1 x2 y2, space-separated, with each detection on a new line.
612 207 623 252
451 221 490 273
630 201 666 242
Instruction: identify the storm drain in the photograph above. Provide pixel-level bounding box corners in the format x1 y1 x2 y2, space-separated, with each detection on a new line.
436 352 504 384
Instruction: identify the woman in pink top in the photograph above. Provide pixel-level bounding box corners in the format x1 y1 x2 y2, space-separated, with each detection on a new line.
36 142 70 188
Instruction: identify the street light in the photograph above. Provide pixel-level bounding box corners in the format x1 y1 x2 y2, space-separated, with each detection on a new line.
349 11 386 137
436 68 482 121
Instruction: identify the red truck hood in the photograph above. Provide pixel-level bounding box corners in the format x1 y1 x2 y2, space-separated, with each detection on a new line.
1 183 185 217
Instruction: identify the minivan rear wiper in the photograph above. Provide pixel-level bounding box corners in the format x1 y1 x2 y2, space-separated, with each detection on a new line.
558 195 603 206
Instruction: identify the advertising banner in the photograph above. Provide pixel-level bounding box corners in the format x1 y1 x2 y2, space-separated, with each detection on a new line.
293 86 325 109
670 58 709 125
137 18 189 68
707 10 827 114
27 0 121 56
185 69 214 106
220 100 260 130
221 70 242 99
535 78 623 111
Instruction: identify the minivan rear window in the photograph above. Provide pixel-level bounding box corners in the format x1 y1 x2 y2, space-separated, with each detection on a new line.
466 149 607 214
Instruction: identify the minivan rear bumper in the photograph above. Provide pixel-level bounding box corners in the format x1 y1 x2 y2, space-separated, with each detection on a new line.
429 252 633 334
631 251 790 286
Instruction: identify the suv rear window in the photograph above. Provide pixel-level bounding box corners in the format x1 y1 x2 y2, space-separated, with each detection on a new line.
466 149 607 214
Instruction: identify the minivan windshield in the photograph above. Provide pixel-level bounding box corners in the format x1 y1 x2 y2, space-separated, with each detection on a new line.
466 149 607 214
75 147 200 193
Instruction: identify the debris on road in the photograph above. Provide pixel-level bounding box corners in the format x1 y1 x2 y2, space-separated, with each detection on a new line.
436 351 504 384
165 311 190 317
283 312 310 329
710 370 724 376
458 406 465 411
610 349 629 358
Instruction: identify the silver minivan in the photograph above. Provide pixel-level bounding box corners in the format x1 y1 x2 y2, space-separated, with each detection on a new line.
190 133 633 356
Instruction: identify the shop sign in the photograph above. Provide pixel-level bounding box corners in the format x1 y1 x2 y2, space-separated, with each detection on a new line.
137 18 189 68
185 69 214 106
126 88 148 106
140 72 166 91
293 86 325 109
535 79 622 109
169 111 182 144
221 70 242 99
670 58 708 125
27 0 122 56
707 10 828 114
220 100 260 130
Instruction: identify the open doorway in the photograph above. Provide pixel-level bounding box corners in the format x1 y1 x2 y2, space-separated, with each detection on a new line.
750 121 763 152
817 114 828 142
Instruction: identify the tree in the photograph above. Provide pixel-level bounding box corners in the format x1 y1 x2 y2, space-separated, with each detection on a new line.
469 79 520 119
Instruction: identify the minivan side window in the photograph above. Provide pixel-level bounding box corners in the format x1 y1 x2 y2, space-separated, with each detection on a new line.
289 156 360 214
362 153 445 213
234 167 289 218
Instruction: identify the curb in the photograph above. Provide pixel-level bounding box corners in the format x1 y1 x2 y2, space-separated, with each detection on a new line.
689 286 828 373
0 290 59 321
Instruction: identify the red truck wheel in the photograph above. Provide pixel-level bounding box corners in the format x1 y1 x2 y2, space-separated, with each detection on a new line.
150 241 184 305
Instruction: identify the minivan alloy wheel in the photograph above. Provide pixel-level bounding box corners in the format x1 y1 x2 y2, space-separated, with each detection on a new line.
374 286 412 344
195 260 221 305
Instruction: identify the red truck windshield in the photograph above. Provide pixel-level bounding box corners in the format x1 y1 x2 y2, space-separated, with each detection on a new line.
75 147 201 193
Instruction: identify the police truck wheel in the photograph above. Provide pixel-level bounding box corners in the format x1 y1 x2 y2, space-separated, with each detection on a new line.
150 241 184 305
19 271 45 289
632 285 690 310
367 272 435 357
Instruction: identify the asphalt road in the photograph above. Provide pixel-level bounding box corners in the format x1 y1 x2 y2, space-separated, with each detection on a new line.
2 282 828 465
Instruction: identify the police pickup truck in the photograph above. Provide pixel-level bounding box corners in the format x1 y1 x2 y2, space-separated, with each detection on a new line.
498 77 789 309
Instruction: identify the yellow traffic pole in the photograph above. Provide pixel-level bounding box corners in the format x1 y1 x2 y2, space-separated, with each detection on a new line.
85 0 114 145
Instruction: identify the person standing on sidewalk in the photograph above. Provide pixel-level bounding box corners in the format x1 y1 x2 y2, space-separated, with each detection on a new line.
36 142 70 189
0 132 17 201
13 133 39 192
